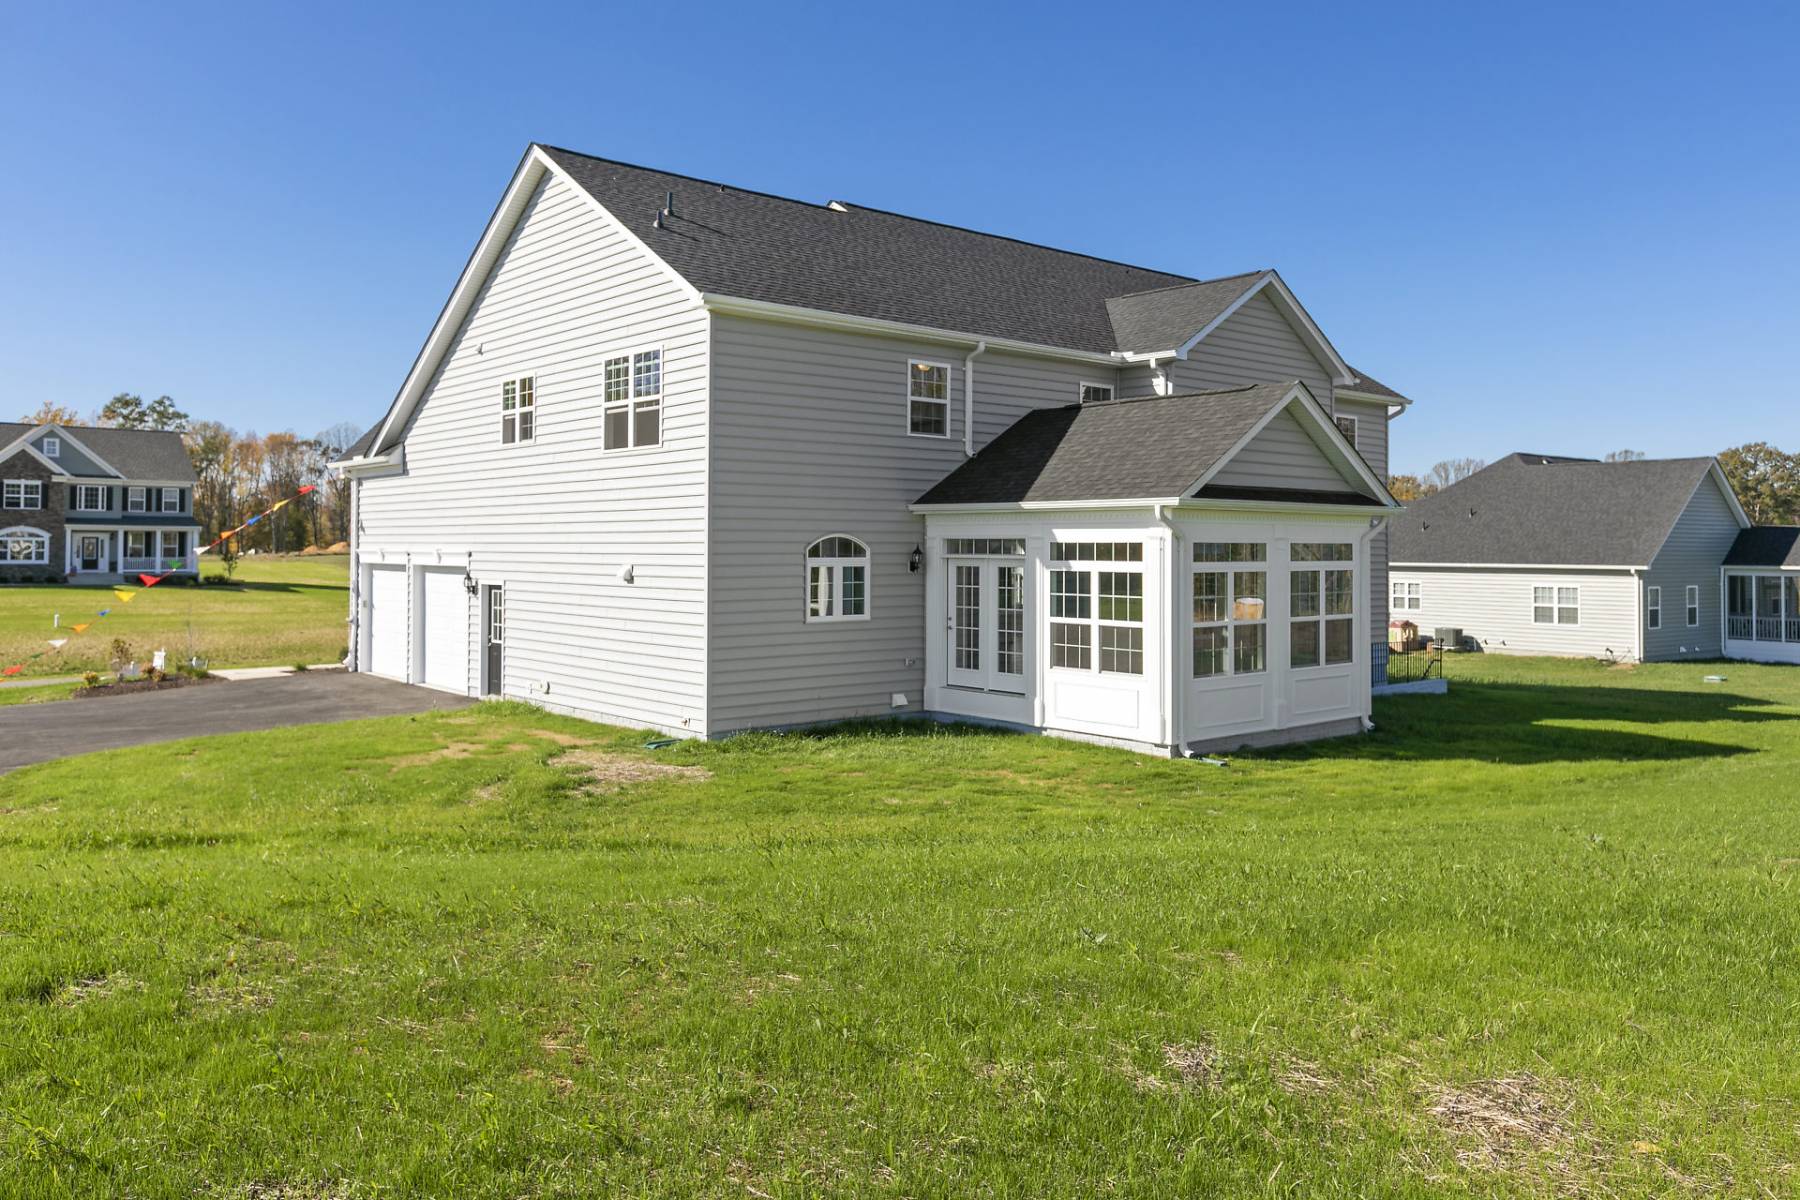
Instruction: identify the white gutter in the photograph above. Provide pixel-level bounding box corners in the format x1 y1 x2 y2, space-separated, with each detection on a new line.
1153 502 1183 756
963 340 988 457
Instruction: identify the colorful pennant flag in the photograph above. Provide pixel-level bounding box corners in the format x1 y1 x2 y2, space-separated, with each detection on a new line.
70 623 90 634
2 666 20 677
113 589 137 604
138 574 163 587
47 639 67 650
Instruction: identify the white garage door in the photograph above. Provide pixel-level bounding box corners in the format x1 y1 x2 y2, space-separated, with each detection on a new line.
419 568 470 694
365 565 408 680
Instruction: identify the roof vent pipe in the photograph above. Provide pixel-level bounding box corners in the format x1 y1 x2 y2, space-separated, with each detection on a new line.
963 341 989 457
665 191 675 217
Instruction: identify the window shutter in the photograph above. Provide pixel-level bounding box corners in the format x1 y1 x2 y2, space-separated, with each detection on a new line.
67 485 76 509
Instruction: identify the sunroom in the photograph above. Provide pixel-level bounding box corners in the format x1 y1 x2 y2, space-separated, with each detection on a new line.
911 381 1399 756
1723 527 1800 665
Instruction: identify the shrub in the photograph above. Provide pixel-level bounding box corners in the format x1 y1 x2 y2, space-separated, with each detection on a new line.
82 672 100 688
108 638 135 676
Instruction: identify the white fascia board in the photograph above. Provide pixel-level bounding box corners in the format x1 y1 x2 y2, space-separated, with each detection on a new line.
1336 387 1414 409
702 294 1118 366
1176 497 1393 520
907 497 1180 515
368 144 703 458
1391 561 1644 571
331 447 406 478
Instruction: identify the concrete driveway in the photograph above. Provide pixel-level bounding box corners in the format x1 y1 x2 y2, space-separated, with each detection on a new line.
0 672 474 774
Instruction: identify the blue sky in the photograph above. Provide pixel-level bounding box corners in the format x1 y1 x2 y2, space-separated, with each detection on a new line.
3 1 1795 473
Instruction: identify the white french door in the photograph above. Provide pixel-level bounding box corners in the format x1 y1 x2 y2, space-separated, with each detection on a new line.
946 558 1027 693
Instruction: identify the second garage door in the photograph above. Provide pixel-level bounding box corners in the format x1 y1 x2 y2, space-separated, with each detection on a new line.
419 568 471 694
366 565 408 680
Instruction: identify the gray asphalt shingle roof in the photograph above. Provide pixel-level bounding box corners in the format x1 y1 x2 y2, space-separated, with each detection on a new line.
916 382 1308 505
1101 273 1266 353
1389 454 1721 567
1338 367 1409 402
0 423 195 481
542 145 1257 355
1725 527 1800 568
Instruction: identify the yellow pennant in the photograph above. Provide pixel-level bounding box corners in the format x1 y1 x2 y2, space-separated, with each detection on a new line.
269 498 291 513
113 589 137 604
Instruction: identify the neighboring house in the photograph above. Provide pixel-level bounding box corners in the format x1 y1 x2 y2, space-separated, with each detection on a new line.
0 423 201 585
332 144 1416 755
1388 453 1800 664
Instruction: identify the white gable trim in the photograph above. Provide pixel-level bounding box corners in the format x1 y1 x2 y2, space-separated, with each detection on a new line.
369 144 703 456
1113 272 1356 385
0 423 124 478
1185 383 1398 506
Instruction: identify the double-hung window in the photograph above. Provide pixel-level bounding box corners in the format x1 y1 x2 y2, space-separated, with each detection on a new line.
1193 543 1267 677
1334 415 1358 445
1390 580 1420 611
604 349 662 449
0 527 48 563
42 437 59 459
127 486 147 513
2 480 41 510
74 485 106 512
1080 382 1114 405
160 531 185 562
1686 584 1700 627
1049 542 1144 675
501 376 536 444
1532 586 1580 625
907 360 950 437
161 487 180 512
126 530 148 559
1647 586 1662 630
806 536 868 622
1290 542 1355 667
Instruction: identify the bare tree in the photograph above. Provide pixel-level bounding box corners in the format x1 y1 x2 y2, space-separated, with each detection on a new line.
1603 449 1647 462
1424 458 1486 492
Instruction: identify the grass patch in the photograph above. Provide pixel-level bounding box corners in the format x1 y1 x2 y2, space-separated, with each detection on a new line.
3 658 1799 1195
0 680 79 706
0 554 346 679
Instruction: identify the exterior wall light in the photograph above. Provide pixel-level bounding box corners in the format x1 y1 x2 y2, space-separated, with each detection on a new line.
909 545 923 573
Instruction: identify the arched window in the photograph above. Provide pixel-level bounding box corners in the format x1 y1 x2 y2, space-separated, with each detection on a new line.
805 535 869 622
0 527 49 565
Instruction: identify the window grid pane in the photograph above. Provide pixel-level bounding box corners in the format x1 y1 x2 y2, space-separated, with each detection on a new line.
1291 620 1320 668
1193 625 1228 677
1099 625 1143 675
1051 622 1091 670
1234 623 1266 674
1291 571 1321 618
996 566 1024 676
633 350 662 398
1097 571 1143 622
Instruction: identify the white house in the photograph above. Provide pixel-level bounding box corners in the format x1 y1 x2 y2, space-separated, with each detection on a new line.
332 144 1415 755
1390 453 1798 664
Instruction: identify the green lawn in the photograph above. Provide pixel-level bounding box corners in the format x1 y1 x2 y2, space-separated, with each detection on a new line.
4 656 1799 1196
0 554 347 679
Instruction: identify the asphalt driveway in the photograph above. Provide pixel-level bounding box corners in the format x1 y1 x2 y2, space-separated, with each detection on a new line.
0 672 473 774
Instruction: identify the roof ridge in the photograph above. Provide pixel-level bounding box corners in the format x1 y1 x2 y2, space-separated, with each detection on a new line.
1108 270 1268 301
538 143 1204 284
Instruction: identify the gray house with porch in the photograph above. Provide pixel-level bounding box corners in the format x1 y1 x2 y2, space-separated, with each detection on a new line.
333 144 1416 755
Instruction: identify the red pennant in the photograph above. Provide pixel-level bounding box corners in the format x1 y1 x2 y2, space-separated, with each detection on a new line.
138 574 166 587
2 665 20 677
298 484 316 495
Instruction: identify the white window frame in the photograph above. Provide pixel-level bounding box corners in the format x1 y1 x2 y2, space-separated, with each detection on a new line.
1532 585 1581 626
127 486 147 513
906 359 952 439
1390 580 1421 611
1288 543 1357 669
74 484 106 512
1079 381 1115 405
2 480 42 511
1334 414 1358 445
1049 542 1145 676
125 530 149 559
1192 543 1268 679
160 530 184 561
42 437 60 458
500 375 536 445
1686 584 1700 627
804 535 870 623
0 526 49 564
1647 585 1661 630
602 346 663 451
161 486 180 512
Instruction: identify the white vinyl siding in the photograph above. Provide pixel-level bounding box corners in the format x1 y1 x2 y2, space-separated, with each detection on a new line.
707 315 1103 733
1642 472 1742 660
354 170 708 734
1390 566 1642 660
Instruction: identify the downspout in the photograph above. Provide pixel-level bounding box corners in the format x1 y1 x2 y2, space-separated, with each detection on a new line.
1358 516 1385 731
1154 502 1182 756
963 340 989 457
1630 567 1645 662
345 473 361 670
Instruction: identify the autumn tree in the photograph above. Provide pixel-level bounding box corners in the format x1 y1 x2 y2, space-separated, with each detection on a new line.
1388 474 1436 501
19 400 83 425
1718 442 1800 525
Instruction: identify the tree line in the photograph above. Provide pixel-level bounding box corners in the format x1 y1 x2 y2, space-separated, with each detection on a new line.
19 395 360 555
1389 443 1800 524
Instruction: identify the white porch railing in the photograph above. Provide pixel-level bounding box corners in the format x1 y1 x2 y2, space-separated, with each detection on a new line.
122 554 198 574
1728 614 1800 643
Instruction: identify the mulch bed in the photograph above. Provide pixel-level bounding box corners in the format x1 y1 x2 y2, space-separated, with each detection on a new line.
73 675 219 700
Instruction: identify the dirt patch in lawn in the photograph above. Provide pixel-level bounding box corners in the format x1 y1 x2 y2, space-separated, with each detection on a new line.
386 741 492 769
74 674 219 699
555 749 710 794
1428 1073 1576 1169
531 729 592 747
52 973 145 1006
